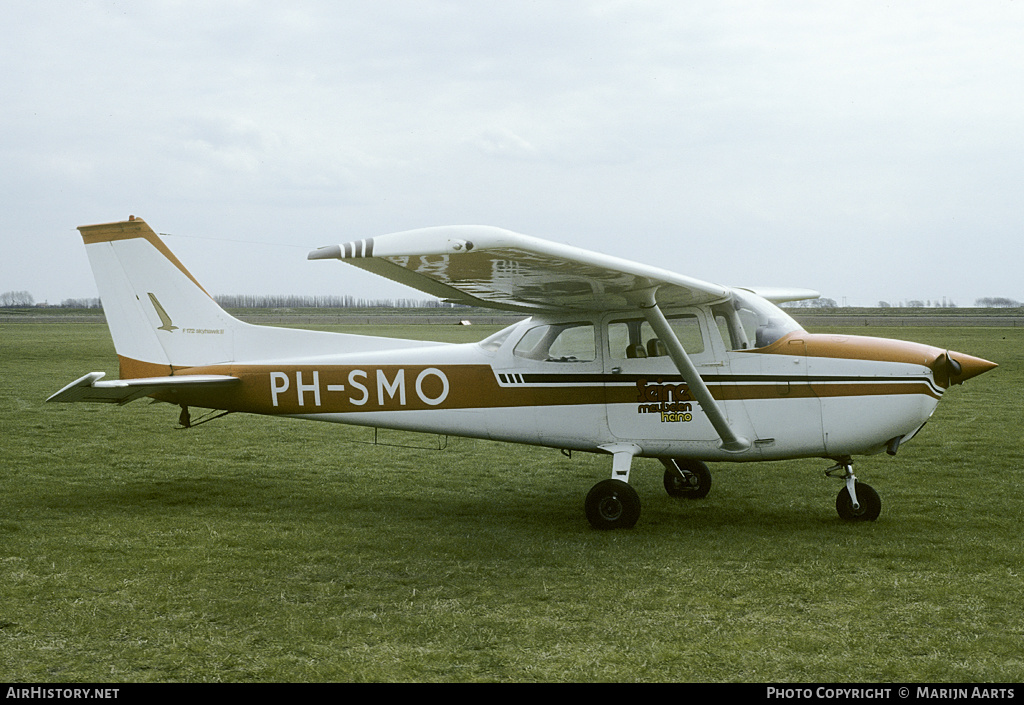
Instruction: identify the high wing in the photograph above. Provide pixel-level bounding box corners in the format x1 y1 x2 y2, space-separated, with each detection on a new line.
308 226 748 313
47 372 240 405
308 226 819 455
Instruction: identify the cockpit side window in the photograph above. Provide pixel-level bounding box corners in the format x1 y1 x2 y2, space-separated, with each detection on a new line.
713 305 750 350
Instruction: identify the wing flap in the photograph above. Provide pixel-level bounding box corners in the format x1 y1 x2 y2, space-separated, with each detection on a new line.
47 372 240 405
309 226 731 313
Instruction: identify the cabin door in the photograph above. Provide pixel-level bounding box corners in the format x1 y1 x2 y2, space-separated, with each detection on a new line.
602 312 723 443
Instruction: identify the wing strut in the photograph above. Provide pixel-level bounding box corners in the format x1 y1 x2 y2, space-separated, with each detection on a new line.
640 301 751 453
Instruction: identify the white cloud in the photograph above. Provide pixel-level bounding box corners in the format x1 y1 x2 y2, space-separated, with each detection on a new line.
2 0 1022 305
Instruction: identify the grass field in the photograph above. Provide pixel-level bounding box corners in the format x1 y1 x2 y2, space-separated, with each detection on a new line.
1 321 1021 682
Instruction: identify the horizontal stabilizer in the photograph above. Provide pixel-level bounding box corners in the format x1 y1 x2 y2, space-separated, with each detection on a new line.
47 372 240 405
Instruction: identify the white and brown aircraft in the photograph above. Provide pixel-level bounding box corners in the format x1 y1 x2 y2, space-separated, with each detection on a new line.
49 216 997 528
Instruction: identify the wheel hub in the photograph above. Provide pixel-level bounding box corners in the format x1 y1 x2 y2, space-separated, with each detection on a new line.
598 495 623 520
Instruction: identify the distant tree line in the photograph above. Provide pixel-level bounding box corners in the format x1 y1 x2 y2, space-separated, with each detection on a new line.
58 297 102 309
974 297 1021 308
4 289 1022 310
0 290 458 309
878 299 959 308
212 294 459 309
1 290 461 309
0 291 102 308
782 298 839 308
0 290 36 307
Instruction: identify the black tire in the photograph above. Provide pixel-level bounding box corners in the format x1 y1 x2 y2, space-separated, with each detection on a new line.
585 479 641 530
836 482 881 521
663 458 712 499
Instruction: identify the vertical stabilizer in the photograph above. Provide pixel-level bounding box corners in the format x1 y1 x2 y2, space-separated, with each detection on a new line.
80 217 241 375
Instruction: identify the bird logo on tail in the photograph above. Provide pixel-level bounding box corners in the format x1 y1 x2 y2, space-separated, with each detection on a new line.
148 293 178 332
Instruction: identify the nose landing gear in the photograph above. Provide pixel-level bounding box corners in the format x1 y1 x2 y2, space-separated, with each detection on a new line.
826 459 881 521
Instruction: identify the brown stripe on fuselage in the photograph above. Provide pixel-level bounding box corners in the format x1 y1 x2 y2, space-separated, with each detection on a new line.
754 331 942 366
150 363 606 415
743 332 998 390
119 355 173 380
127 358 941 415
701 380 940 402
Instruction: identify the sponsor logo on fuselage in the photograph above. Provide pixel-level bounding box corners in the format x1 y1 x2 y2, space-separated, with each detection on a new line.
636 378 695 422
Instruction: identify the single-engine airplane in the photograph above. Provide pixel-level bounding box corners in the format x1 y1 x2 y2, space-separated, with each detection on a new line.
49 216 997 528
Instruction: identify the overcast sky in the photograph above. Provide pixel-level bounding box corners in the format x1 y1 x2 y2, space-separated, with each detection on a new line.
3 1 1022 308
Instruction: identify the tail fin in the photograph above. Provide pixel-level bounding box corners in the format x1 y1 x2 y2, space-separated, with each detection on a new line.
79 216 439 379
80 217 245 376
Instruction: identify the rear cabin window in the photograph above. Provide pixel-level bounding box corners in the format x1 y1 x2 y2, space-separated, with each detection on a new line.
513 323 596 363
478 325 516 353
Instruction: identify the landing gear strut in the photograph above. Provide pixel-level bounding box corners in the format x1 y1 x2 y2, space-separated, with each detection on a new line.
586 444 642 529
826 459 881 521
584 446 716 528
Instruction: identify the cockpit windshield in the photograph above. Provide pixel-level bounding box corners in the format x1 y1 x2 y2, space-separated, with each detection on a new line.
712 290 804 351
478 323 519 353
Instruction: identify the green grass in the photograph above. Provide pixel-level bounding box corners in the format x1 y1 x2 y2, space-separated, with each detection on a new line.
1 322 1021 682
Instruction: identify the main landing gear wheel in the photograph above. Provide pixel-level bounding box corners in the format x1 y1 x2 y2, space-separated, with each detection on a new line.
836 482 881 522
662 458 712 499
585 479 641 530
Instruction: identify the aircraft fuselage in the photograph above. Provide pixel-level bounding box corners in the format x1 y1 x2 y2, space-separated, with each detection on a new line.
151 311 985 464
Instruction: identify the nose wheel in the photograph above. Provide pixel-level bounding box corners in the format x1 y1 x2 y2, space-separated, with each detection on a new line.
827 460 881 521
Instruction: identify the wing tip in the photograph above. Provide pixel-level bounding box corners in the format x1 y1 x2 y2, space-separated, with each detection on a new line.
308 245 342 261
46 372 107 403
308 238 375 260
